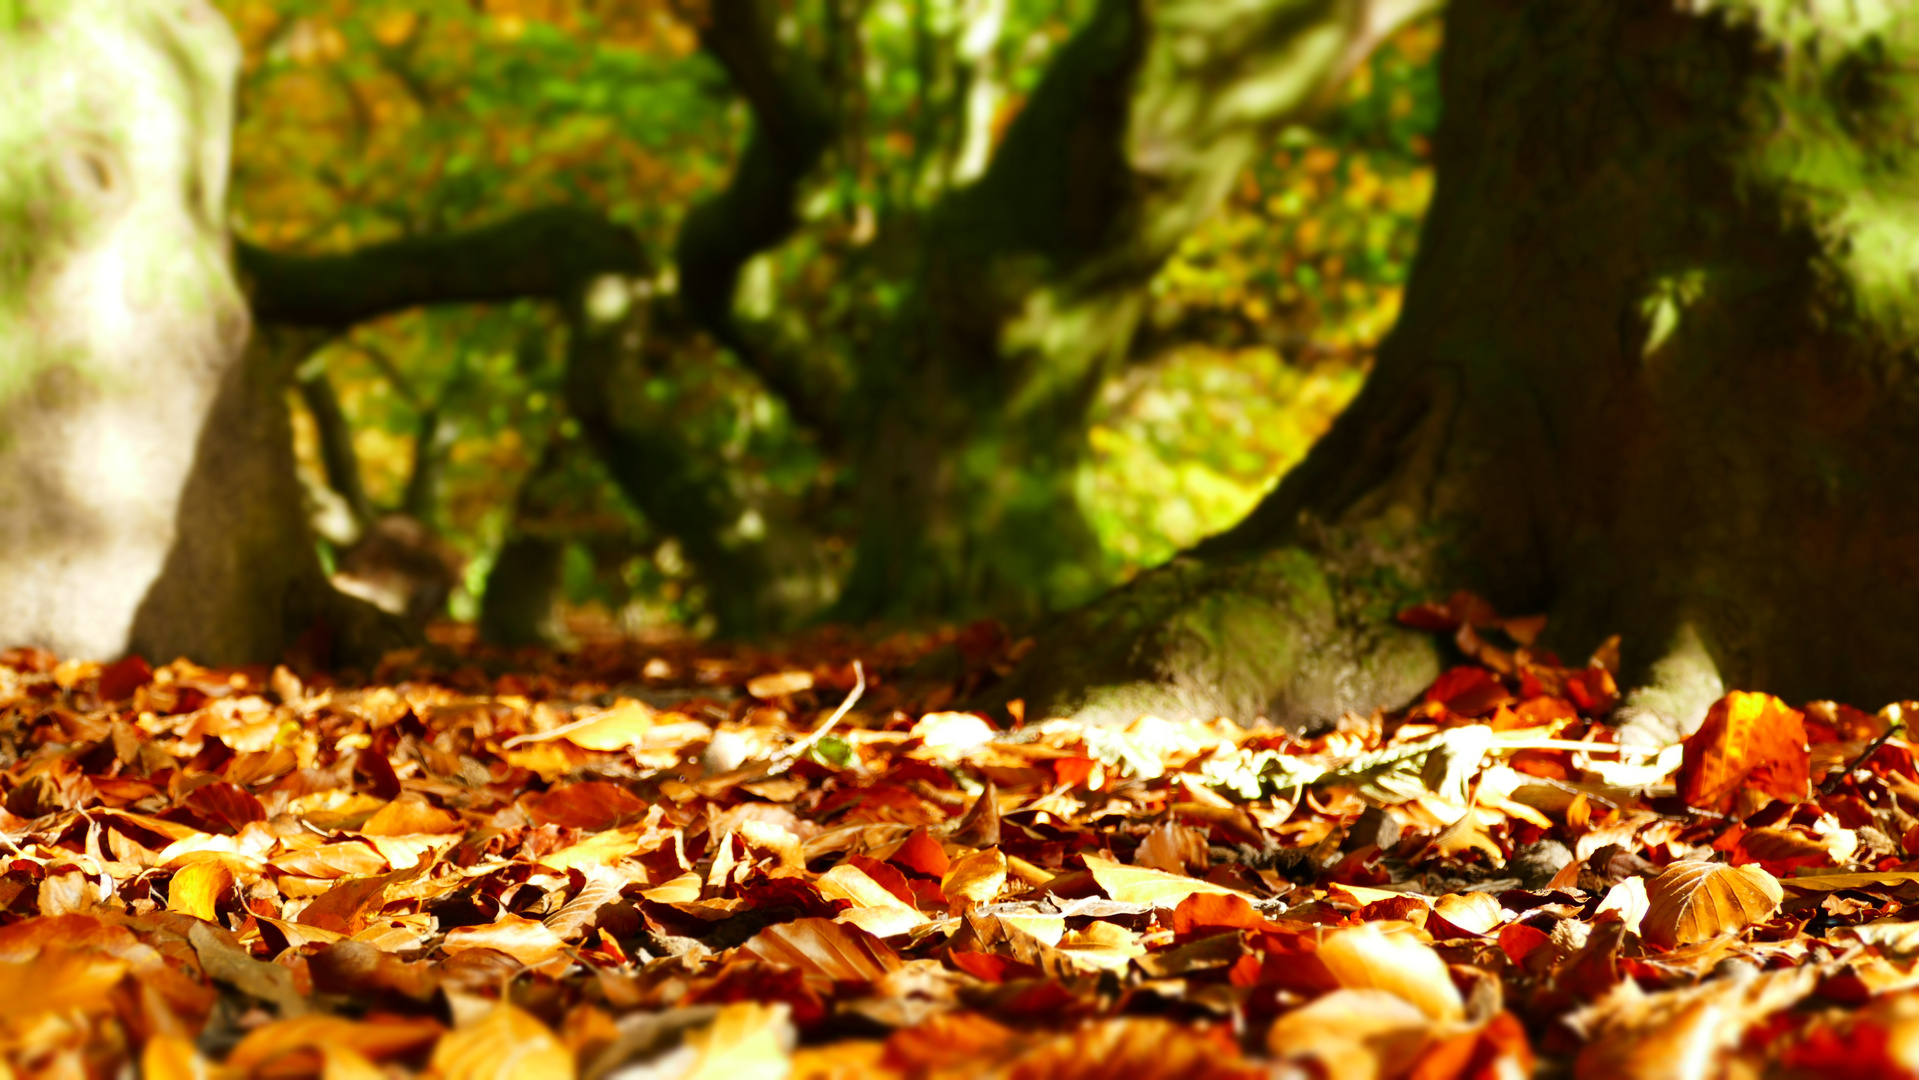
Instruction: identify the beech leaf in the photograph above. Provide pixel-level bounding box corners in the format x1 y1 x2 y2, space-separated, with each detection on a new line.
1083 853 1252 908
1641 860 1783 948
1678 692 1810 811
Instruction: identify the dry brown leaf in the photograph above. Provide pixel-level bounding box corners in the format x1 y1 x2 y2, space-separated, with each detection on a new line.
941 847 1008 909
1569 967 1815 1080
739 917 900 982
1135 821 1209 876
1083 853 1250 908
1316 922 1465 1022
1678 692 1810 811
441 914 569 971
359 798 466 836
1642 860 1783 948
427 1003 575 1080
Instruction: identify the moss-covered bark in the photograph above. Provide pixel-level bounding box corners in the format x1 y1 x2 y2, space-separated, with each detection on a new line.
1013 0 1919 733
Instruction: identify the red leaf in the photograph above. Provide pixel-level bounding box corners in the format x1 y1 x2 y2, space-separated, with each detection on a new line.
523 782 647 830
891 829 950 879
1497 923 1551 965
98 656 153 701
184 782 265 833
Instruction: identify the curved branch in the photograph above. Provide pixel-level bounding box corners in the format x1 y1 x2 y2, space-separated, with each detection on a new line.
239 206 646 328
674 0 844 438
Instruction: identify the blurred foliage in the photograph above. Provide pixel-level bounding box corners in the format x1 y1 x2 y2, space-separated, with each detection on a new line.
225 0 1440 627
1086 21 1440 577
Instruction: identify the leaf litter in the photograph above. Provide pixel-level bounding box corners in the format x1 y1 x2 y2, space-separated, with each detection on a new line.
5 604 1919 1077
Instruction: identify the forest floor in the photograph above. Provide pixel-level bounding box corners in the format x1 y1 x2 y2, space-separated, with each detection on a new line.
0 596 1914 1079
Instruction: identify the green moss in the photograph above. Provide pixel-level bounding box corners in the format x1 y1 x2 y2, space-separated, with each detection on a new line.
1708 1 1919 344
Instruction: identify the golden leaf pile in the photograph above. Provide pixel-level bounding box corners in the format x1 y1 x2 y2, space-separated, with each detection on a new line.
2 599 1919 1078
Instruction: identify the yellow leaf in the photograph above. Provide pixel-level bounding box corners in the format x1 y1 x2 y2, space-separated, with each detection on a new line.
140 1034 210 1080
428 1004 574 1080
1678 692 1810 811
1431 891 1503 935
1317 922 1464 1022
819 864 925 938
1642 860 1782 948
942 847 1008 908
640 872 703 903
166 862 233 922
1083 853 1251 908
1267 989 1436 1080
683 1002 796 1080
1594 877 1650 936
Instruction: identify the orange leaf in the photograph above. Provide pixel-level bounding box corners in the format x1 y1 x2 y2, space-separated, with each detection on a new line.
523 782 648 830
1316 922 1465 1022
739 917 900 983
1678 692 1810 811
441 914 568 970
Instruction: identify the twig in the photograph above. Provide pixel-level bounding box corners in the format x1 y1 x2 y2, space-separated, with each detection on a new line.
770 661 865 773
1821 722 1906 794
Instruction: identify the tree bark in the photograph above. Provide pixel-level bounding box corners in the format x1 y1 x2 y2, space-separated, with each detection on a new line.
1007 0 1919 735
0 0 398 666
832 0 1437 622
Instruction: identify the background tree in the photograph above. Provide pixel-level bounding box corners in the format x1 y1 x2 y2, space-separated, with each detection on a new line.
223 0 1440 645
1008 0 1919 737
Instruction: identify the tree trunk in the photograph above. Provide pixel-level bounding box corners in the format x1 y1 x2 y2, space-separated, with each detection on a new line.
833 0 1436 622
1007 0 1919 735
0 0 397 666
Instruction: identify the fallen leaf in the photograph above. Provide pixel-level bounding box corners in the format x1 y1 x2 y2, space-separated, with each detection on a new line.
942 847 1008 909
225 1015 444 1072
442 914 569 970
748 671 814 699
678 1001 796 1080
428 1003 575 1079
739 917 900 983
1641 860 1783 948
524 781 648 830
1083 853 1251 907
166 862 233 922
1594 876 1650 935
1316 922 1465 1022
1431 891 1503 936
1678 692 1810 811
1268 988 1437 1080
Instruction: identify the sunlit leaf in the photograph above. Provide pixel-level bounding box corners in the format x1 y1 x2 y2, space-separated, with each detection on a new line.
1642 860 1783 948
1678 692 1811 811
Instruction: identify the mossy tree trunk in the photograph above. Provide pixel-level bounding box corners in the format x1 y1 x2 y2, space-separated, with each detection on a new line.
1009 0 1919 735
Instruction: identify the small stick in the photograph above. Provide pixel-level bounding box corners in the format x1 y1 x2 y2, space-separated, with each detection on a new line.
771 661 865 773
1821 722 1905 795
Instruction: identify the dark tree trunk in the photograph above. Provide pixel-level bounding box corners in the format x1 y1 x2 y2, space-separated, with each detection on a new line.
832 0 1435 622
1006 0 1919 735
